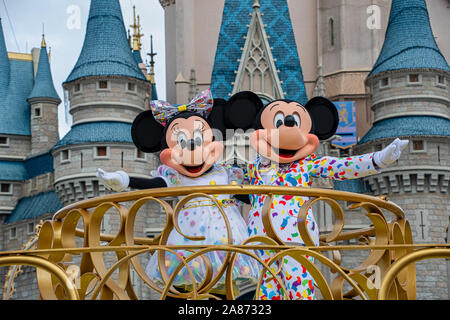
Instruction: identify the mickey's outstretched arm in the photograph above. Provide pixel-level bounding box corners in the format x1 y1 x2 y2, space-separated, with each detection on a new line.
96 168 167 192
309 138 409 180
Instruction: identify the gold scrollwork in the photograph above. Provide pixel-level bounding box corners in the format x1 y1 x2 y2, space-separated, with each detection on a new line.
0 186 448 300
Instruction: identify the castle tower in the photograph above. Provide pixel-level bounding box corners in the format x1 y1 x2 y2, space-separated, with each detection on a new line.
356 0 450 299
52 0 157 205
27 35 61 156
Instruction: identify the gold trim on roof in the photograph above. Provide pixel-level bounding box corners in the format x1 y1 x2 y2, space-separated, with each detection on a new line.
7 52 33 62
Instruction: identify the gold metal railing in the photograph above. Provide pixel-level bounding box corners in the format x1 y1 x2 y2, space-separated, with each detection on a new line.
1 185 449 300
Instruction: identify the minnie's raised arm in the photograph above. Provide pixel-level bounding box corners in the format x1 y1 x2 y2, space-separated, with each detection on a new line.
96 168 167 192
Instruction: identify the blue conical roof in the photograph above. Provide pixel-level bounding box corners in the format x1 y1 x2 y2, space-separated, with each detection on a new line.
0 19 10 98
28 42 61 102
369 0 449 76
64 0 146 84
210 0 308 104
359 116 450 144
0 19 34 136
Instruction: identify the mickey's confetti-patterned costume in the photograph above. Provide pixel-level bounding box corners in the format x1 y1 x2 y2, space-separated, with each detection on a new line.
247 152 380 300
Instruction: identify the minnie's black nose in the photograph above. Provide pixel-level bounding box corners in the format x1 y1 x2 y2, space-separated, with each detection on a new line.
284 115 296 127
187 139 196 151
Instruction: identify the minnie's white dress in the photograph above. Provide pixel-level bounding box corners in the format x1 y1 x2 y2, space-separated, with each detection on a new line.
145 164 260 295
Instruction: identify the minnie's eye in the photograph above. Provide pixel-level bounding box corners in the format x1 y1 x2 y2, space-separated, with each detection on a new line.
193 130 203 146
273 112 285 128
293 113 301 127
177 132 188 149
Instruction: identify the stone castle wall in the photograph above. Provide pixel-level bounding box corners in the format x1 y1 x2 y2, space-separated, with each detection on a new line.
29 100 59 156
67 78 148 126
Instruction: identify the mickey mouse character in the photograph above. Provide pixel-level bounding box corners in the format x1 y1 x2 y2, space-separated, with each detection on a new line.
96 90 260 298
240 93 408 300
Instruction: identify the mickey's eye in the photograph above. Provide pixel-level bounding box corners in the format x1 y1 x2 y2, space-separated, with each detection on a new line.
273 112 285 128
193 130 203 146
177 132 188 149
293 113 301 128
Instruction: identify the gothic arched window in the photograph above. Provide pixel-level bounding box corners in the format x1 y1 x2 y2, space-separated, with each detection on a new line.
329 18 335 48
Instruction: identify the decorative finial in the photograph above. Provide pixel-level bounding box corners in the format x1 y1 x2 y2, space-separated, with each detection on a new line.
41 34 46 48
130 5 143 51
253 0 260 10
147 35 157 84
41 23 46 47
137 15 143 50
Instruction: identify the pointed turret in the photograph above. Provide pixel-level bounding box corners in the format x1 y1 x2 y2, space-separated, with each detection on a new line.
27 34 60 155
369 0 449 76
53 0 153 206
64 0 146 84
27 35 61 103
0 18 10 98
361 0 450 144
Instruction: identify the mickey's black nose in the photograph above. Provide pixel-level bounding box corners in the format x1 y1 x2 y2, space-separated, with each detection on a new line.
187 139 196 151
284 115 296 127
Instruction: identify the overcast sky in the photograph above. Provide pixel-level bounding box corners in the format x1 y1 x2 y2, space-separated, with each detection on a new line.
0 0 166 138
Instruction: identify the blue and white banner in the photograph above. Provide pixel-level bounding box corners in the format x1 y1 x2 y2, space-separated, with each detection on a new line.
331 101 357 149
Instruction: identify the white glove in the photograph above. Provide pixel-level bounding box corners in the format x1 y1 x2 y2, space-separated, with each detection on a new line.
96 168 130 192
373 138 409 168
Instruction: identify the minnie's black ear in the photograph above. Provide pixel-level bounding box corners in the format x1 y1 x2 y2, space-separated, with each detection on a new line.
207 98 227 137
305 96 339 140
131 110 165 153
224 91 264 130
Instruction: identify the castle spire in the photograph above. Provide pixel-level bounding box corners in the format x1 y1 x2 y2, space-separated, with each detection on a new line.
64 0 146 84
130 6 143 51
369 0 449 76
147 35 158 100
147 35 157 84
41 23 46 47
27 36 60 103
130 5 144 64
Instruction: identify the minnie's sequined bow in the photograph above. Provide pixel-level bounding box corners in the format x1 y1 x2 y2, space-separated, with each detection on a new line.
150 89 214 125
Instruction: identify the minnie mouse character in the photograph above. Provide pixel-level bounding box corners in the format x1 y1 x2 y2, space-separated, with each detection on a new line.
96 90 260 298
238 93 409 300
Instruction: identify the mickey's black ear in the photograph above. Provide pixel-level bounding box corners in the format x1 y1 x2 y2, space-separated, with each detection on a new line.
131 110 165 153
225 91 264 130
305 96 339 140
207 98 227 137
